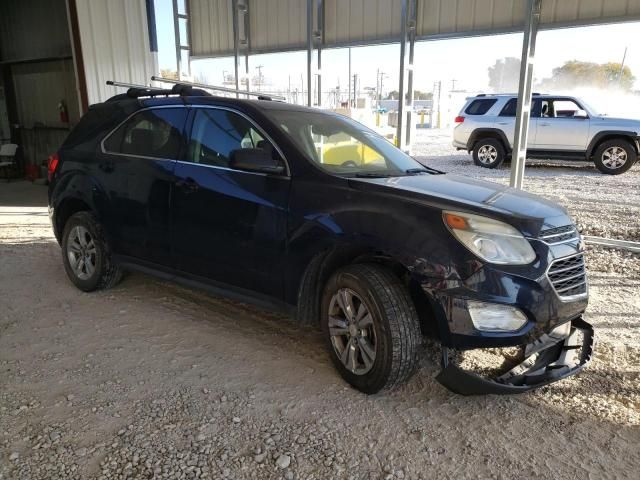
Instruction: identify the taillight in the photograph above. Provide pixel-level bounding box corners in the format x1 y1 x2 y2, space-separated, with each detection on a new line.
454 116 465 123
48 153 59 181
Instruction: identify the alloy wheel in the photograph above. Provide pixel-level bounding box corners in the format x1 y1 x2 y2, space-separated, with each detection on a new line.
477 145 498 164
328 288 377 375
67 226 97 280
602 146 628 169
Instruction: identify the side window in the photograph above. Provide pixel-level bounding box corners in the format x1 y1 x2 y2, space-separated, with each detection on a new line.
552 99 581 118
499 98 518 117
104 108 187 159
464 99 497 115
187 109 276 169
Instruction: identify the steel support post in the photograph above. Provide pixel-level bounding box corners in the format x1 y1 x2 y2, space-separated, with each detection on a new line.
242 0 251 97
510 0 542 189
172 0 182 79
396 0 416 153
316 0 324 107
232 0 240 97
306 0 313 106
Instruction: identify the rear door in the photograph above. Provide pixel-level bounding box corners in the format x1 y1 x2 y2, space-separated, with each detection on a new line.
99 106 188 264
531 98 590 150
170 106 290 298
495 98 536 148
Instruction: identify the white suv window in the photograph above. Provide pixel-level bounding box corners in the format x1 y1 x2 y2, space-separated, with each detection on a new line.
464 99 497 115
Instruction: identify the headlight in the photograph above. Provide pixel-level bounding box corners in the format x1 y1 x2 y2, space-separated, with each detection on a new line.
443 211 536 265
467 301 528 332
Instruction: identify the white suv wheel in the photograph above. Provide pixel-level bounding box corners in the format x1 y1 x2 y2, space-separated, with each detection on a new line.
478 145 498 164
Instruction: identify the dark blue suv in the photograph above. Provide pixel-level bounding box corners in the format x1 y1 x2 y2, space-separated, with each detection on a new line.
48 85 593 395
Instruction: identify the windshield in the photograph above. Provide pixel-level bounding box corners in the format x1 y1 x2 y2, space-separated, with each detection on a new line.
265 109 430 177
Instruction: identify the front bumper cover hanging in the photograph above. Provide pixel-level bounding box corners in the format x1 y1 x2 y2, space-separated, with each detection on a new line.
436 317 594 395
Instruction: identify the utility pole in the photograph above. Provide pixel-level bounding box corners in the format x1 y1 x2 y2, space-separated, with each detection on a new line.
255 65 264 91
348 47 352 108
618 46 628 85
451 79 457 91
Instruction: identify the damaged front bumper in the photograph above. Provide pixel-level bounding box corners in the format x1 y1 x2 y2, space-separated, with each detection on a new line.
436 317 594 395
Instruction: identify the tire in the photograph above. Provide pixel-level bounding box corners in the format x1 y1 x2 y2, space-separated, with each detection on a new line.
320 264 421 394
594 139 636 175
61 211 123 292
472 138 506 169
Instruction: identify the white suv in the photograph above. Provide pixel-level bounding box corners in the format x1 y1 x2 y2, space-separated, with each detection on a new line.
453 94 640 175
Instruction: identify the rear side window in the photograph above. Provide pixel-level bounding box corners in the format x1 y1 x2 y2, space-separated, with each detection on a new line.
499 98 518 117
104 108 187 159
465 99 497 115
187 108 272 168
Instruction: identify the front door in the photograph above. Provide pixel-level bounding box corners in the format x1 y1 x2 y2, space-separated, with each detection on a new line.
99 106 188 264
170 107 290 298
531 98 591 150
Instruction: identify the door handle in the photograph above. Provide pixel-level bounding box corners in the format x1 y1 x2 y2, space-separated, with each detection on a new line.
497 122 509 125
539 122 550 127
176 177 200 193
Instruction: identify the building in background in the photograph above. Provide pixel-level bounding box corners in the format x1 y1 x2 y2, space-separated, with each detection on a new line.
0 0 158 175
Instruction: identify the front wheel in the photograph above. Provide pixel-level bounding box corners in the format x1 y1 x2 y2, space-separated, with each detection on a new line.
472 138 506 169
61 211 123 292
321 264 422 394
594 139 636 175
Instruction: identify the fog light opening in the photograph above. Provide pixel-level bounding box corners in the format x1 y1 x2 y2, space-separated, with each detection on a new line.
467 301 528 332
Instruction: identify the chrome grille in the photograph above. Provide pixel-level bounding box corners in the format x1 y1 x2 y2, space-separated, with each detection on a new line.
547 253 587 298
539 225 579 244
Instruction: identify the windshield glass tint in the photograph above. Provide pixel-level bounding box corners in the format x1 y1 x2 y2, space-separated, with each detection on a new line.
265 109 424 176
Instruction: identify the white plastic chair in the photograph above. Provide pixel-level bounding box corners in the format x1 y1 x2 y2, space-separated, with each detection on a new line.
0 143 18 181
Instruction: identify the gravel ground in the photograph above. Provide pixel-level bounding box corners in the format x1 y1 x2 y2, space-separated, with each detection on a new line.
1 133 639 480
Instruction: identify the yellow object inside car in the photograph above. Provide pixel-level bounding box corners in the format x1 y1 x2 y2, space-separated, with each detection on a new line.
318 140 385 166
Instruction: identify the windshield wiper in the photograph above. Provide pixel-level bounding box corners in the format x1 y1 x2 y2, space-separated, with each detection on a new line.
405 166 444 175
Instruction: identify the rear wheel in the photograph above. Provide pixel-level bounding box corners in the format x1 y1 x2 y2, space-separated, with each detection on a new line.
594 139 636 175
321 264 421 394
472 138 506 169
61 212 123 292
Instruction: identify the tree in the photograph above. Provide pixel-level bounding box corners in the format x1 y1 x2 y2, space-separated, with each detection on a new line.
541 60 635 91
159 69 179 80
488 57 521 92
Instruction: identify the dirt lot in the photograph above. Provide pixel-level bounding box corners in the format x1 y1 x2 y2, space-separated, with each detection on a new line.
1 132 639 479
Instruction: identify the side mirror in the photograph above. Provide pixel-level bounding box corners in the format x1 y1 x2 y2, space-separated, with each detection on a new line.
229 148 285 175
574 109 588 119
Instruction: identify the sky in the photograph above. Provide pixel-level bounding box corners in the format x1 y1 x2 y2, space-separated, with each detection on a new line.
154 0 640 98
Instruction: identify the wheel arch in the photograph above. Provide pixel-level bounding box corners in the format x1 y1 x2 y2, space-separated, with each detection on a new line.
295 244 439 340
467 128 511 153
586 130 639 159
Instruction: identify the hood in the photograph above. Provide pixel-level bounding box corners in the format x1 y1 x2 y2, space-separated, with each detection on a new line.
349 174 572 237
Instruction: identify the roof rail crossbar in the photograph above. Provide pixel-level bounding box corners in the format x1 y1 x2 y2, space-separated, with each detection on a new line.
151 76 286 101
106 80 211 101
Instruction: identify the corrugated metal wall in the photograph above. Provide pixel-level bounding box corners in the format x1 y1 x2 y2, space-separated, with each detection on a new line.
75 0 158 105
189 0 640 58
12 60 80 127
190 0 235 58
0 0 71 62
324 0 402 45
250 0 308 54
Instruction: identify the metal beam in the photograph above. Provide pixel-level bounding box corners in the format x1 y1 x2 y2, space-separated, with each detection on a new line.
172 0 182 79
396 0 416 153
316 0 324 107
306 0 313 106
510 0 542 189
232 0 240 97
